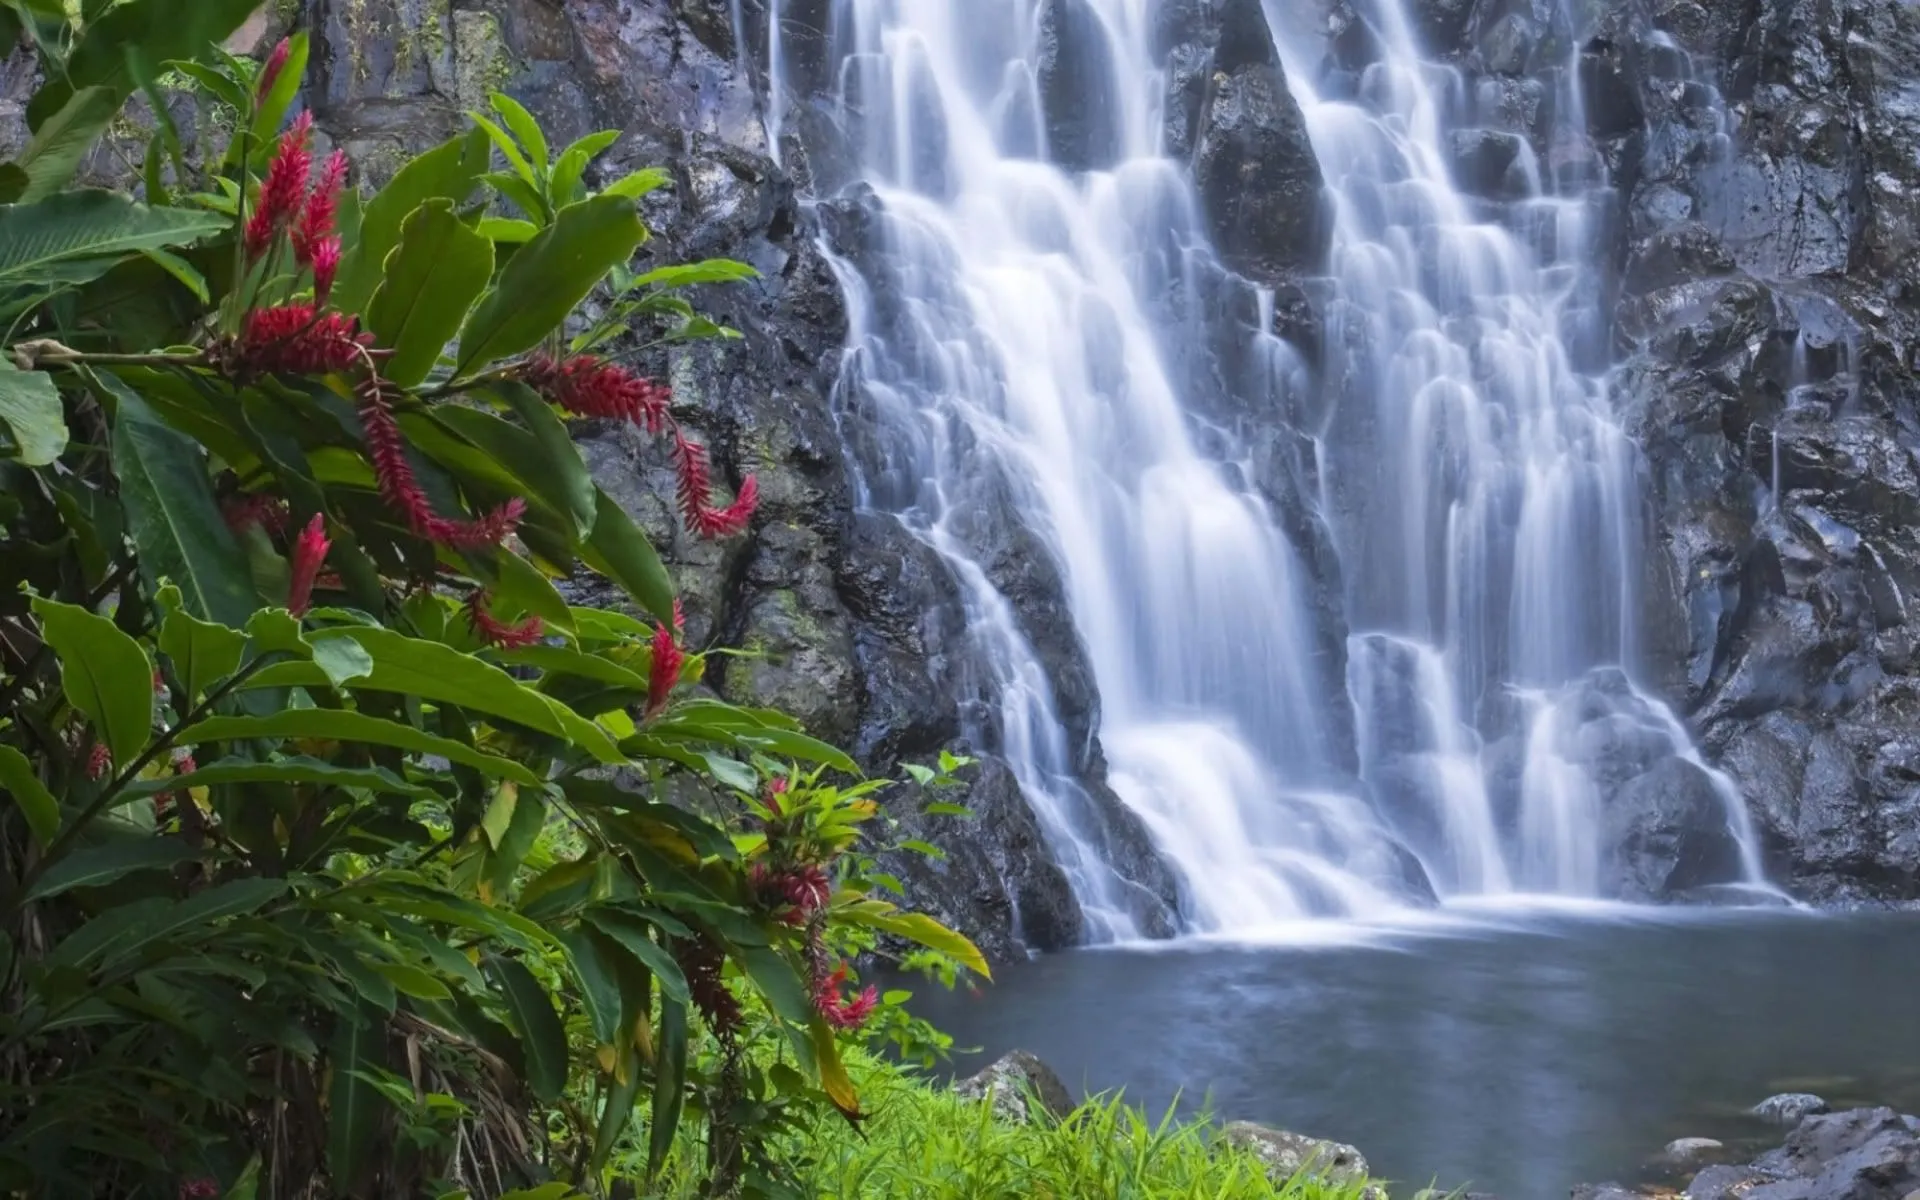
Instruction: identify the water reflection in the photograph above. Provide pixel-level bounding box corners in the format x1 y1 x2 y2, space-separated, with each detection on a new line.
903 910 1920 1196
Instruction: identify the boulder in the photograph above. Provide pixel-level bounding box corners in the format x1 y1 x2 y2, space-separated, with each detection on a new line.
1037 0 1120 171
1754 1093 1833 1127
952 1050 1074 1125
1602 756 1747 899
1219 1121 1371 1189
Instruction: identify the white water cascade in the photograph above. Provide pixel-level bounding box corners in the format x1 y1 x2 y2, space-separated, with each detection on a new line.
767 0 1771 940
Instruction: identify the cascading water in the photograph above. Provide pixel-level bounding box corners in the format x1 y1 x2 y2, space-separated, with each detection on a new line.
768 0 1771 942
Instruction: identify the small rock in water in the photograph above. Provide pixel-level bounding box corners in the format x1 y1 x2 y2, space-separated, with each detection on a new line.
951 1049 1073 1125
1656 1136 1728 1170
1219 1121 1370 1188
1753 1092 1831 1126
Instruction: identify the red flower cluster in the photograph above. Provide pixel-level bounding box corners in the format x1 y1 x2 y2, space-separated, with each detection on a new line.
670 430 757 538
287 514 330 617
178 1178 219 1200
812 964 879 1031
749 862 832 926
85 742 110 781
464 588 544 649
522 354 670 432
244 111 314 259
675 935 743 1038
221 492 290 536
646 621 684 720
256 38 292 102
230 304 373 375
357 381 526 550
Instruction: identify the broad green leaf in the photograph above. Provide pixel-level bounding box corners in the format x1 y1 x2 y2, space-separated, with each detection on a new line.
488 549 576 635
602 167 670 201
0 745 59 847
252 627 623 762
247 31 311 151
12 85 119 202
370 960 452 1001
477 217 538 243
503 645 649 691
484 785 545 892
47 876 286 971
110 388 258 628
833 905 991 980
138 247 210 302
366 198 494 387
738 945 813 1026
245 609 374 687
27 0 260 129
326 1003 384 1190
30 594 151 771
591 1042 644 1177
557 927 624 1045
0 362 66 465
489 92 549 178
123 755 432 799
470 111 538 189
173 711 542 786
332 126 490 318
581 907 689 1003
456 195 648 376
157 584 247 703
629 259 759 290
434 391 595 538
483 169 549 227
481 781 518 849
517 859 599 920
580 486 676 625
22 836 194 901
0 189 227 288
647 997 690 1177
487 955 567 1102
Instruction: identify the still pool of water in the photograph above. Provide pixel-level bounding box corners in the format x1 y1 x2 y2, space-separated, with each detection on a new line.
902 904 1920 1197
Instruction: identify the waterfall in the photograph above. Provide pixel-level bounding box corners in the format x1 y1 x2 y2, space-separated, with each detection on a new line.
774 0 1771 942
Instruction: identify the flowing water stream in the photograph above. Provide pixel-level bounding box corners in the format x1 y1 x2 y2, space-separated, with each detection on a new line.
765 0 1771 939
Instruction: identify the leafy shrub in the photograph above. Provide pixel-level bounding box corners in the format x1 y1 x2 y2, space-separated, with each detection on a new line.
0 8 983 1198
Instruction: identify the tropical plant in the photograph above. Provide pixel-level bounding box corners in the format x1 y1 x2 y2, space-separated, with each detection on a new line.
0 9 984 1198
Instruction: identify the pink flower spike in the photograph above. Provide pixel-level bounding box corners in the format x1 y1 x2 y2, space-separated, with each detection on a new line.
287 513 330 617
465 588 544 650
294 150 348 266
246 111 313 260
310 235 342 304
256 38 292 102
646 622 685 720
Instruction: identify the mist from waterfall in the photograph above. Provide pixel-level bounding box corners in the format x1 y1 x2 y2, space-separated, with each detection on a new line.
769 0 1770 942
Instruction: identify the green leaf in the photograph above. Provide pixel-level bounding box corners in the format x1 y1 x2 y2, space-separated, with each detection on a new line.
488 549 576 636
23 836 194 901
366 198 495 388
47 876 287 971
483 170 549 227
124 754 432 799
504 645 649 691
332 126 490 318
0 189 227 289
476 216 539 243
580 486 676 625
809 1015 863 1116
247 31 310 151
109 386 258 629
648 996 689 1178
469 110 538 189
370 960 452 1001
0 745 59 847
30 594 151 771
433 391 595 538
558 927 624 1046
326 1003 385 1191
629 259 759 290
311 637 375 687
481 781 518 849
581 907 690 1003
738 945 813 1026
27 0 261 130
0 362 65 466
456 195 647 376
12 85 120 203
489 92 550 179
834 905 992 979
487 955 567 1102
157 584 247 703
485 785 545 892
138 247 209 302
602 167 670 201
172 710 543 786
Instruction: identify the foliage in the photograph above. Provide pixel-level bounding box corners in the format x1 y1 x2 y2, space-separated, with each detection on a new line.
652 1050 1404 1200
0 8 985 1198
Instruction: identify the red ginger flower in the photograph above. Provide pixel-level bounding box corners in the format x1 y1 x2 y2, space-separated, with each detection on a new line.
294 150 347 268
232 303 372 375
670 430 758 539
178 1178 220 1200
813 963 879 1031
675 936 743 1038
85 742 110 781
309 234 342 304
286 513 330 617
750 862 832 926
357 381 526 549
645 621 684 720
245 111 313 259
523 354 671 432
465 588 544 649
256 38 292 102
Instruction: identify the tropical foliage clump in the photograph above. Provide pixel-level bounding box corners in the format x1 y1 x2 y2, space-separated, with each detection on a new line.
0 5 984 1198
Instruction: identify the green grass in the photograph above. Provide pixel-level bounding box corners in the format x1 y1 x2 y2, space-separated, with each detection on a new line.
774 1055 1385 1200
